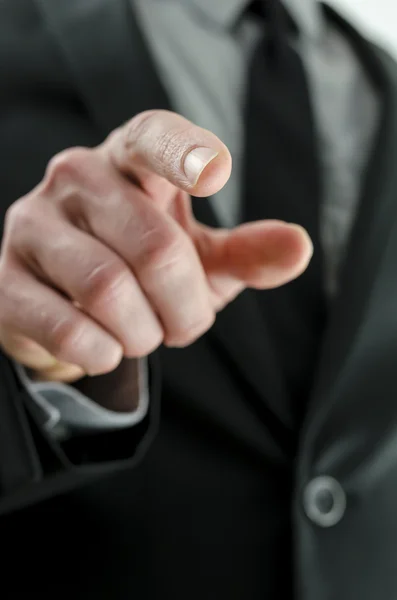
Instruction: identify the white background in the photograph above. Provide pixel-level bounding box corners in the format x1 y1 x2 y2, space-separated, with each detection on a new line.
330 0 397 56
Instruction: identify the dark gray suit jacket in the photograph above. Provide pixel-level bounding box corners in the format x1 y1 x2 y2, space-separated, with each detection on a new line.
1 1 397 599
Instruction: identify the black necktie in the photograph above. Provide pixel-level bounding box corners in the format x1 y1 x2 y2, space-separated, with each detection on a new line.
242 0 327 421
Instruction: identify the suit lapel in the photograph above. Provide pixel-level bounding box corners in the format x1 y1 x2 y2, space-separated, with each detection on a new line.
303 6 397 446
34 0 292 429
34 0 169 136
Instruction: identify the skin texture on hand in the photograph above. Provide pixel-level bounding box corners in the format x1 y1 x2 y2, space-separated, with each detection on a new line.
0 110 312 383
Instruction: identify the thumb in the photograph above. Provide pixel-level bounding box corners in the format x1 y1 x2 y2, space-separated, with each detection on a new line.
0 331 85 383
195 220 313 307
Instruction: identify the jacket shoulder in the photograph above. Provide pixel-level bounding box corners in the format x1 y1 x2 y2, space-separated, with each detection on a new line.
0 0 95 209
0 0 48 44
0 0 69 97
371 41 397 71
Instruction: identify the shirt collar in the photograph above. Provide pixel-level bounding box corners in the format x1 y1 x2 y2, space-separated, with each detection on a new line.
185 0 324 40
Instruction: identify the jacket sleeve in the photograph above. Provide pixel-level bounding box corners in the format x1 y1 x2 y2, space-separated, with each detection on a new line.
0 0 161 515
0 349 161 517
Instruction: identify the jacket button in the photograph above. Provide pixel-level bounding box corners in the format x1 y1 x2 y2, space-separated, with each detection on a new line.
303 475 346 527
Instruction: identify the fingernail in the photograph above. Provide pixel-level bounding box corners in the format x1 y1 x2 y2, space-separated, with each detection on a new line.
183 147 218 185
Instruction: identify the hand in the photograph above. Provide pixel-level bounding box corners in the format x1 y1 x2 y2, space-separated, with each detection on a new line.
0 110 312 383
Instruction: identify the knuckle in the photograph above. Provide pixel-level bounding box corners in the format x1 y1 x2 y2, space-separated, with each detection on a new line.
124 110 191 172
140 228 189 273
43 147 91 190
122 110 158 160
127 333 163 359
124 110 159 155
3 198 57 257
4 198 37 236
46 315 87 358
169 312 215 347
0 268 21 316
80 261 132 311
93 352 123 375
141 335 163 356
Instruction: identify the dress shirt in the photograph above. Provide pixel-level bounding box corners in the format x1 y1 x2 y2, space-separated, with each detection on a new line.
19 0 379 438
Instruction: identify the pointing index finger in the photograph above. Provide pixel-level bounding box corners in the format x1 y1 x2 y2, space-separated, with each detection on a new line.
103 110 232 197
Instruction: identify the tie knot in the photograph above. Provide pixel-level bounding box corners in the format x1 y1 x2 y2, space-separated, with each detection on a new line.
249 0 298 36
